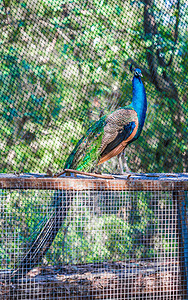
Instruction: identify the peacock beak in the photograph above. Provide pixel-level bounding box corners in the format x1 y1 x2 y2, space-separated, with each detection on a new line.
140 73 143 77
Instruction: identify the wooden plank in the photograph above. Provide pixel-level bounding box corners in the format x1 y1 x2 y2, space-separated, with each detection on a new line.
0 176 187 191
1 261 183 299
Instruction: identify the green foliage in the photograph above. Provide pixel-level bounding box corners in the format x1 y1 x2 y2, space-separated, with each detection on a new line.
0 0 186 173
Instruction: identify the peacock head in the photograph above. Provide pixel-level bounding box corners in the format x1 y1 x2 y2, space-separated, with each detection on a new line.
134 68 143 78
130 64 143 78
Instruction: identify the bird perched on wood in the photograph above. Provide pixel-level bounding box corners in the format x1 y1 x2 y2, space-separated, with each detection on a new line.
12 66 147 280
65 66 147 174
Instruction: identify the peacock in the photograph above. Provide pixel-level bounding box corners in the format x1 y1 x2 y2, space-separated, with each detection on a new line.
65 67 147 174
12 67 147 280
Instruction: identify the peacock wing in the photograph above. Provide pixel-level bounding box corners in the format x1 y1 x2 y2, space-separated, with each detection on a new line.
98 109 138 165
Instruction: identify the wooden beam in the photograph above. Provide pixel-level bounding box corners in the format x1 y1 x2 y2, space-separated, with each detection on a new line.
1 260 183 299
0 176 187 191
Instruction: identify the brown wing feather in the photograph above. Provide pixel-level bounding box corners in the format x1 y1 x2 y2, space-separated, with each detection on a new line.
98 111 138 165
100 109 138 153
98 143 126 165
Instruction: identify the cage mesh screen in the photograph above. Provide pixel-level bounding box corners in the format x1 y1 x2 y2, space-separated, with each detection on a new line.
0 176 187 299
0 0 187 174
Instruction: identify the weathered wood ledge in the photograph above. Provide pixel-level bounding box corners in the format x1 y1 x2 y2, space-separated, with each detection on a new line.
0 173 187 191
0 260 183 299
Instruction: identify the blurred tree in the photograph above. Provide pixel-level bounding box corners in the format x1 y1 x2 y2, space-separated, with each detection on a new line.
0 0 187 173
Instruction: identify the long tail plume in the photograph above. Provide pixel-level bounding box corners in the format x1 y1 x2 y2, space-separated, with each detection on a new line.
11 190 72 282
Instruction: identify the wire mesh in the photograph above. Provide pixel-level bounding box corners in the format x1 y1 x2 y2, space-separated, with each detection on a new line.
0 0 187 298
0 175 187 299
0 0 187 175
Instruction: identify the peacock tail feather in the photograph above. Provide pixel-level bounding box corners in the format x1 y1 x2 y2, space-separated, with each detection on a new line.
64 116 106 172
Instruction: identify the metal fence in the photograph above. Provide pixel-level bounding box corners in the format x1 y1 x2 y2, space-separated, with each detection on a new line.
0 174 188 299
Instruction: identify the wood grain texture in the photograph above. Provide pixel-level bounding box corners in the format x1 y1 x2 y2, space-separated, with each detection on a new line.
1 261 183 299
0 173 187 191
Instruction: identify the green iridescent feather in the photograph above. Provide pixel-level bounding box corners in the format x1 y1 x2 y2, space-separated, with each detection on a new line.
64 116 106 172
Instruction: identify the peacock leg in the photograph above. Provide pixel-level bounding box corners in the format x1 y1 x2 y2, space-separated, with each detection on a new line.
118 149 130 174
118 153 124 174
96 164 102 174
122 149 130 173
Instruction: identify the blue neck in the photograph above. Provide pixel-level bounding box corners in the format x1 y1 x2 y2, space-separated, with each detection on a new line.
131 76 147 131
